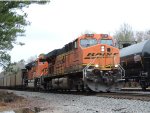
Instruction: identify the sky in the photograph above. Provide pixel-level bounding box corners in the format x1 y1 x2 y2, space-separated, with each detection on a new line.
9 0 150 63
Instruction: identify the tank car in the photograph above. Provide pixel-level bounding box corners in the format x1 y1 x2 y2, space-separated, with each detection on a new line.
39 34 124 92
120 39 150 90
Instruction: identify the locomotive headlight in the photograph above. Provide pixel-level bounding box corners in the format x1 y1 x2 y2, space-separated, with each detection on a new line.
101 46 105 52
115 64 118 68
95 64 99 68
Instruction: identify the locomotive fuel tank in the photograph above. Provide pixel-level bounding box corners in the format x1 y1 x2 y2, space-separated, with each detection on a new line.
120 39 150 90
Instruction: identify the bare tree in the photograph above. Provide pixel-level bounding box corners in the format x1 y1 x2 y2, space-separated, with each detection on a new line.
113 23 135 48
135 30 150 42
4 59 25 75
114 23 134 42
135 31 144 42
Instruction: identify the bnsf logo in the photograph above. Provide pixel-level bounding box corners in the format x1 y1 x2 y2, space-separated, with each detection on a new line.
84 53 118 59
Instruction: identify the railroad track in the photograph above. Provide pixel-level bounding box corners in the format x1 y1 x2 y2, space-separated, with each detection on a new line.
41 89 150 101
2 88 150 101
96 91 150 101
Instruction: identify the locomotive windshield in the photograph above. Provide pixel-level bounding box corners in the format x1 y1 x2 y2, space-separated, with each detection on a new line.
80 38 97 47
100 39 113 46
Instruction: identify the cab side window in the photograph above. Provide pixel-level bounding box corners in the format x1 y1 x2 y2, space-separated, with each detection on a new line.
73 39 78 49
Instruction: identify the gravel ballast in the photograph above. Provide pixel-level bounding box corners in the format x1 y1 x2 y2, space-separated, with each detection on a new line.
5 90 150 113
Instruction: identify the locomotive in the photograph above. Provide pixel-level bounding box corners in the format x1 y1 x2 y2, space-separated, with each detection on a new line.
120 39 150 90
0 34 124 92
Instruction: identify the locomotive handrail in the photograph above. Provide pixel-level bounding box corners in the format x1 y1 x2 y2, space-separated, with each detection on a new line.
113 55 125 79
83 55 99 71
82 55 99 89
118 64 125 79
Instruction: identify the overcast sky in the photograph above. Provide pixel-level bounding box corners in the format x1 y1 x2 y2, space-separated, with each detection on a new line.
10 0 150 62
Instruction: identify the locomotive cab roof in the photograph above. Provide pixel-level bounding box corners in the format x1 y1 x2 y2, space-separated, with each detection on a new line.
25 61 36 70
45 39 78 60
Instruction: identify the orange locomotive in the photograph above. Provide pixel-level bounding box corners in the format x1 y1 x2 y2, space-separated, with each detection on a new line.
25 34 124 92
24 55 48 88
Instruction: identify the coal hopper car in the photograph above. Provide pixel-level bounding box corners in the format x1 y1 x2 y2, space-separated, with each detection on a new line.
120 39 150 90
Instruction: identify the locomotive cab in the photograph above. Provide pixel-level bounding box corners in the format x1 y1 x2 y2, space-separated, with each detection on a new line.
25 55 48 89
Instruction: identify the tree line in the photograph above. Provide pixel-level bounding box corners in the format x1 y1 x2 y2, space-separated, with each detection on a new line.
114 23 150 46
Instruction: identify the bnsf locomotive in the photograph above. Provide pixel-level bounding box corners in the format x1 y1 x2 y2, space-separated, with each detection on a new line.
0 34 124 92
120 39 150 90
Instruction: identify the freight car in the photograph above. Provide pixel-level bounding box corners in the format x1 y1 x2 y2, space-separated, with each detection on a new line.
0 34 125 92
0 70 25 89
120 39 150 90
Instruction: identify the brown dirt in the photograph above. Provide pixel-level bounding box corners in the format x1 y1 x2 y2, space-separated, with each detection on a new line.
0 90 48 112
0 90 27 111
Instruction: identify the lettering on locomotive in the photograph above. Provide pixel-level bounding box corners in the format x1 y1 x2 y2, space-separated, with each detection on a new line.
84 52 118 59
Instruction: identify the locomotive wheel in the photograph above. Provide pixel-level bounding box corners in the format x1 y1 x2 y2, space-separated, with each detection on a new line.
142 87 146 91
140 81 147 91
141 84 146 91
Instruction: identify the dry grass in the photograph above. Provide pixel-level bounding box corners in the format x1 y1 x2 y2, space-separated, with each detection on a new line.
0 91 24 103
0 90 25 111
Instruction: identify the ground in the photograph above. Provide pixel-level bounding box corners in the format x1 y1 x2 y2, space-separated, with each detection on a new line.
0 89 46 112
0 90 24 111
0 89 150 113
